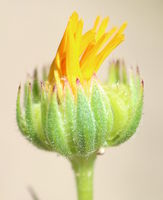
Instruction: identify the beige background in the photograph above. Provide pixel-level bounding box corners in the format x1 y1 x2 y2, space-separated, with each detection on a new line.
1 0 163 199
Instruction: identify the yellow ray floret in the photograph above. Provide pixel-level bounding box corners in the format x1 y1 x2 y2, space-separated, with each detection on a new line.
48 11 127 89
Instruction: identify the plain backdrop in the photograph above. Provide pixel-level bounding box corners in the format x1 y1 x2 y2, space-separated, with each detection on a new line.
1 0 163 199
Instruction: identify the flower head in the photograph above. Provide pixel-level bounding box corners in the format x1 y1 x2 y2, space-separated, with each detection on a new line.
16 12 143 158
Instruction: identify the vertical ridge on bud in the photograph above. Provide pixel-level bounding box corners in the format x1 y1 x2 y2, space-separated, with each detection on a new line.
32 69 41 103
122 61 128 84
40 84 48 138
91 80 108 149
24 82 28 108
76 84 96 155
16 85 26 135
32 103 47 146
25 83 35 140
108 60 120 84
46 90 70 156
63 83 76 154
101 87 114 139
25 83 47 149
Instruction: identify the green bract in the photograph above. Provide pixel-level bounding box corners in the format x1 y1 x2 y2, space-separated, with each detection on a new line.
16 60 143 158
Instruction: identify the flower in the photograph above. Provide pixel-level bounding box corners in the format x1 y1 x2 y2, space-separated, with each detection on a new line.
16 12 143 158
48 11 127 92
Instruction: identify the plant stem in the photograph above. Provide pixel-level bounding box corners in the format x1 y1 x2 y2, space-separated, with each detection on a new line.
71 154 96 200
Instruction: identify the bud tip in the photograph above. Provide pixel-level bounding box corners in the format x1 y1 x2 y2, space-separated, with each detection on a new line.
34 68 38 79
136 66 140 75
141 80 144 87
18 84 21 91
52 84 56 92
76 78 80 85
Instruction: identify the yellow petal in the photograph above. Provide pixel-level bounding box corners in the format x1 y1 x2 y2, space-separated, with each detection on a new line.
80 27 117 72
95 34 125 71
75 19 84 56
93 16 100 31
96 17 109 41
80 30 95 56
66 22 82 88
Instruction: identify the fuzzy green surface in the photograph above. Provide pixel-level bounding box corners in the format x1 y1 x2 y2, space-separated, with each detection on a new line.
16 62 143 158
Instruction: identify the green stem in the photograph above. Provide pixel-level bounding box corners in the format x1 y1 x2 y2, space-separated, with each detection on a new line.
71 154 96 200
